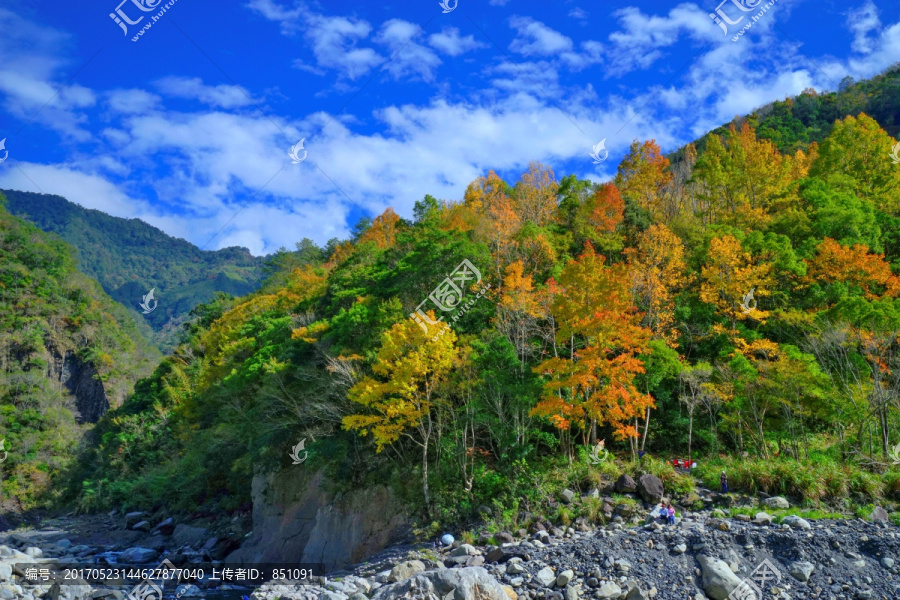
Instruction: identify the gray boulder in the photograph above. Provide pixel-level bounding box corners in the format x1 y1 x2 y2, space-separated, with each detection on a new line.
556 569 574 586
172 524 209 549
782 515 811 530
789 561 815 582
597 582 622 599
131 521 152 532
536 566 556 587
615 474 637 493
123 512 145 529
154 517 176 535
388 560 427 583
764 496 790 509
869 507 889 523
560 489 576 504
637 474 664 504
751 512 773 526
371 567 508 600
450 544 477 557
118 547 158 563
697 556 743 600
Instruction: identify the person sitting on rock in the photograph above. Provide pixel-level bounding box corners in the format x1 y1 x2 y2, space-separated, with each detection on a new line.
667 503 675 525
656 502 667 523
720 470 728 493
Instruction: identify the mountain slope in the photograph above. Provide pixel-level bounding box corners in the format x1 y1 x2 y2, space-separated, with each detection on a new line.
0 193 159 511
3 190 266 351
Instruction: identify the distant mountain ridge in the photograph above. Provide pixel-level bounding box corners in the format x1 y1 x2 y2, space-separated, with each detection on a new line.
3 190 266 351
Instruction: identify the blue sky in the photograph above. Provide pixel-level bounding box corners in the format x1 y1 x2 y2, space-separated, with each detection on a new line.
1 0 898 255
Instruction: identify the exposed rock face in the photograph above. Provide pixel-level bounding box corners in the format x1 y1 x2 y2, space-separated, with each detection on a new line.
226 467 410 571
60 351 109 423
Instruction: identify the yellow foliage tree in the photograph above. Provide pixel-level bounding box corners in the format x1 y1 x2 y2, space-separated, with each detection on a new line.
625 224 688 346
343 313 458 507
700 235 773 329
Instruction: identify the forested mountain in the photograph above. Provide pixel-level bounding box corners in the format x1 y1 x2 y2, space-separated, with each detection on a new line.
3 190 266 351
0 193 159 511
67 67 900 528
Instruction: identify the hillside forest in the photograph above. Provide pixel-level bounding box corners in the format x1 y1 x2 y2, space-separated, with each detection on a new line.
0 67 895 532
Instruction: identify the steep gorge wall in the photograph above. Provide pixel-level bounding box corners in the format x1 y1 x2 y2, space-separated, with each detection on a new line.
226 467 410 572
59 352 110 423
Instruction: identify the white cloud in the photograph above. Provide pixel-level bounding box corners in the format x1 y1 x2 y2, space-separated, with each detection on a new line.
0 8 96 139
374 19 442 82
847 1 881 53
154 77 260 109
569 7 588 20
428 27 487 57
107 89 160 115
509 16 574 56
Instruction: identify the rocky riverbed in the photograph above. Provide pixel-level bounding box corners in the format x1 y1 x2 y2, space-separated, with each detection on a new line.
1 483 899 600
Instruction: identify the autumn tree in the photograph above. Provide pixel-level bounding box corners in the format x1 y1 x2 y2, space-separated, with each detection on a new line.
513 162 559 227
357 207 401 249
625 224 687 345
700 235 774 330
573 183 625 254
810 113 900 214
532 244 654 455
806 238 900 301
615 139 673 223
343 313 458 508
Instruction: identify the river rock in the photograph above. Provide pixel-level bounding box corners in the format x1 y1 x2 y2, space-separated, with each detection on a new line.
697 556 742 600
637 474 664 504
389 560 426 582
172 524 209 549
132 521 152 532
869 507 889 523
764 496 790 509
782 515 811 530
789 561 815 582
556 569 574 586
615 475 637 493
751 512 773 525
597 581 622 599
536 566 556 587
371 567 508 600
451 544 477 557
154 517 175 535
560 489 575 504
124 512 145 529
118 547 158 563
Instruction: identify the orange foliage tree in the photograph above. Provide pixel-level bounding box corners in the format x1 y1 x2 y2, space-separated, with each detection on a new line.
806 238 900 299
531 244 654 454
